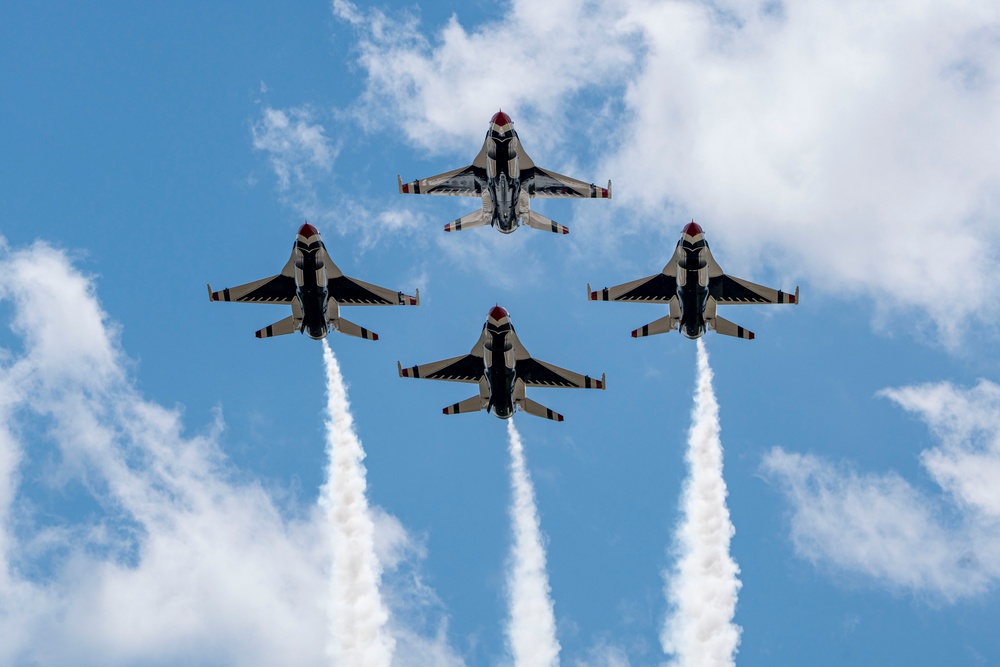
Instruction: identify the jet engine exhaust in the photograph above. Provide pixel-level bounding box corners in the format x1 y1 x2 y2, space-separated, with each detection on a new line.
320 340 395 667
661 339 742 666
505 419 561 667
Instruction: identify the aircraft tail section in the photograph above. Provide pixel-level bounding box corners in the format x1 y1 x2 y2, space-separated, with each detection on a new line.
709 315 755 340
443 395 487 415
517 397 565 422
255 316 299 338
631 313 679 338
444 208 490 232
524 209 569 235
331 316 379 341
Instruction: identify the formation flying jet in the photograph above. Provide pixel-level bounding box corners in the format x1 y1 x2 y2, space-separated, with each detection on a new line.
398 110 611 235
398 306 605 421
208 223 419 340
589 222 798 340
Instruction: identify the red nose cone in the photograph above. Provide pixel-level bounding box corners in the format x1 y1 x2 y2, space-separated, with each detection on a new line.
298 222 319 239
490 110 512 127
488 305 509 321
682 221 703 237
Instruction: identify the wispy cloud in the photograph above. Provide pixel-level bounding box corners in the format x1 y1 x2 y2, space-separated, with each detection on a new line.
763 379 1000 601
0 240 462 666
252 105 338 222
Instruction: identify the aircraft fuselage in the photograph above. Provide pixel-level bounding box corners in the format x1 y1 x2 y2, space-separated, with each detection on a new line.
482 313 517 418
484 114 524 234
293 231 331 340
675 229 711 339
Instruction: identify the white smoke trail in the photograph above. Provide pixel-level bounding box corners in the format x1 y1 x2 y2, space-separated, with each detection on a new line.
320 340 395 667
505 418 561 667
661 339 742 667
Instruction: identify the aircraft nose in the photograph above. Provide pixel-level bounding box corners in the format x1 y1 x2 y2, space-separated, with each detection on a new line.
488 305 509 322
682 221 703 237
298 222 319 239
490 110 512 128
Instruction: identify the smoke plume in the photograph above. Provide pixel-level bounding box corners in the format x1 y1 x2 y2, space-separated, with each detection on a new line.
320 340 395 667
661 339 742 666
505 419 561 667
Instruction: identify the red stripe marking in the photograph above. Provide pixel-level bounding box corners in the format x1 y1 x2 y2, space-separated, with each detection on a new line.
789 294 796 304
631 330 638 338
402 183 409 193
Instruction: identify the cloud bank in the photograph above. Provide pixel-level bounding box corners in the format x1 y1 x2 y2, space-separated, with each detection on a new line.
0 240 462 666
332 0 1000 343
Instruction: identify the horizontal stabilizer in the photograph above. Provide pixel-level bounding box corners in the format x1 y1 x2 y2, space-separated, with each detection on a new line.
444 209 490 233
524 209 569 234
631 314 679 338
709 315 755 340
255 316 298 339
443 395 486 415
518 397 565 422
332 317 379 341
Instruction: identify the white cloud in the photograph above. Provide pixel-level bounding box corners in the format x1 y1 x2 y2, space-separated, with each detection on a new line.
0 241 463 666
763 379 1000 601
333 0 1000 344
333 0 636 154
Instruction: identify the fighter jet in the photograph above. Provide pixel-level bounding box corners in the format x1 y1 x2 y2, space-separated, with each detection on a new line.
208 223 419 340
588 222 798 340
398 110 611 235
398 306 605 421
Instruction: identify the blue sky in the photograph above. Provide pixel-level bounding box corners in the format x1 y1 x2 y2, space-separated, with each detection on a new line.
2 1 1000 665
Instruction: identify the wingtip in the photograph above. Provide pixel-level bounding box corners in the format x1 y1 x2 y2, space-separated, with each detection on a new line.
206 284 214 302
415 288 421 306
607 180 612 199
794 286 800 304
397 174 404 194
630 329 639 338
601 372 606 390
